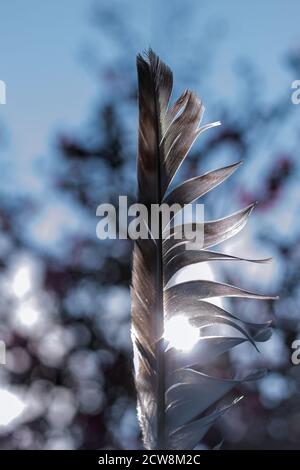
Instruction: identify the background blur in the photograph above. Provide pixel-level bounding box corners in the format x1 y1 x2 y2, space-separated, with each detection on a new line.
0 0 300 449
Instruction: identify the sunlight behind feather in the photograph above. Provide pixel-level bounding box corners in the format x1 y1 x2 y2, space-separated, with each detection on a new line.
164 262 223 351
170 261 223 309
164 316 199 351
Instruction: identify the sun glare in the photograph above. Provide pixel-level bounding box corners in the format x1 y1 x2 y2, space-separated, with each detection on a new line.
164 315 199 351
12 265 32 298
0 389 25 427
16 305 39 328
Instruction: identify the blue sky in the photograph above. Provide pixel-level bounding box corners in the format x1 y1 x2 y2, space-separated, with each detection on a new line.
0 0 300 250
0 0 300 192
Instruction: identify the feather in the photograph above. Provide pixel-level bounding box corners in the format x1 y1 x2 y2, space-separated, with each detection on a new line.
131 49 274 450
